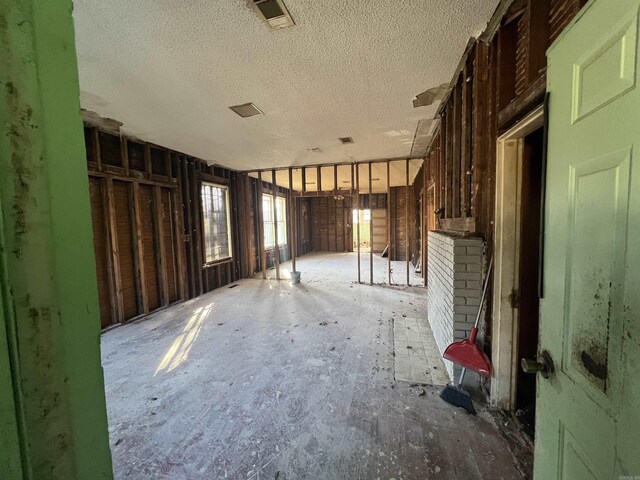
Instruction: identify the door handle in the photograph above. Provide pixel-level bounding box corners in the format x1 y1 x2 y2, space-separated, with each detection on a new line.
521 350 554 379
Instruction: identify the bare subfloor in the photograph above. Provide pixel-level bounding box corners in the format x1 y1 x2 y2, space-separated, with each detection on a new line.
102 252 529 479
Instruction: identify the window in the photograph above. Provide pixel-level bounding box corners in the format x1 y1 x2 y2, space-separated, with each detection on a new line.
201 183 232 263
263 194 287 248
352 209 371 224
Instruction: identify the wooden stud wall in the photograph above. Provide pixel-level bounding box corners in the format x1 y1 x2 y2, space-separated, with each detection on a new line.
423 0 581 241
84 126 254 329
418 0 584 350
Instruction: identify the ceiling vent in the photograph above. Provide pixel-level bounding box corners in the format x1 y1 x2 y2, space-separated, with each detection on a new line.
251 0 295 30
229 103 264 118
339 136 354 144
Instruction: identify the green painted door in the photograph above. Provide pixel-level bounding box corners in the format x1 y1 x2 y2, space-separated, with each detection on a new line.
537 0 640 478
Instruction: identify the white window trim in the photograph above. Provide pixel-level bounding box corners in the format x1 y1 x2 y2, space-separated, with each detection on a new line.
201 182 233 264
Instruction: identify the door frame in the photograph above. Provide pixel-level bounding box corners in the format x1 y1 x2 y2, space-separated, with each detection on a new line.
490 104 545 408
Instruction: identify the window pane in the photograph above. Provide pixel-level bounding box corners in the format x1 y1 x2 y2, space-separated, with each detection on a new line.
276 196 287 245
263 194 287 247
263 194 275 248
201 183 231 263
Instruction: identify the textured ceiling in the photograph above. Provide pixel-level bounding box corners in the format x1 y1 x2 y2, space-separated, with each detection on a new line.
73 0 496 171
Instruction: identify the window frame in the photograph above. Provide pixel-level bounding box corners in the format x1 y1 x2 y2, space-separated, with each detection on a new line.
262 192 288 249
200 182 233 265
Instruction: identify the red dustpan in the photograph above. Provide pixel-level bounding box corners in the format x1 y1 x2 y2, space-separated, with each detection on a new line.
443 326 491 377
442 256 493 378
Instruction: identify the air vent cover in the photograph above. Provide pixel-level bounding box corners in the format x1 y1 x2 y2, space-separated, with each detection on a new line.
252 0 295 30
229 103 264 118
339 137 354 144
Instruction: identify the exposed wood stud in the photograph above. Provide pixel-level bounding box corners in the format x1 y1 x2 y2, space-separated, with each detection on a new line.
144 143 152 180
355 163 361 284
121 136 130 176
131 182 149 314
387 160 391 285
406 158 410 287
93 127 102 172
289 168 297 274
272 169 280 280
105 177 124 322
190 160 204 296
302 167 306 194
369 161 373 285
154 186 170 307
257 171 267 279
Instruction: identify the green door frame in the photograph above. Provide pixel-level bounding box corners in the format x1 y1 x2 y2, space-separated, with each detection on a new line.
0 0 113 478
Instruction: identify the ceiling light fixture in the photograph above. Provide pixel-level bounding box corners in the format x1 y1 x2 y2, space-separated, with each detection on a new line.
229 103 263 118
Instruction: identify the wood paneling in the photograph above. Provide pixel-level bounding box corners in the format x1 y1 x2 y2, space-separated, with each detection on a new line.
88 178 112 328
85 127 253 328
161 189 179 303
113 181 138 320
138 185 159 311
309 197 351 252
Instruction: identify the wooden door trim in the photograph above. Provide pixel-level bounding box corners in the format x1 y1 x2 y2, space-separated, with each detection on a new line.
491 104 544 409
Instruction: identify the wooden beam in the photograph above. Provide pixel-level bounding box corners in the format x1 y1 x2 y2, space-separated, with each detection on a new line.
369 161 373 285
333 164 338 196
272 169 280 280
257 171 267 279
120 136 129 177
144 143 152 180
317 165 322 192
189 160 203 296
131 182 149 314
87 170 177 188
355 163 361 284
387 160 391 285
302 167 306 194
444 102 453 218
405 158 410 286
289 168 297 273
153 186 169 307
92 127 102 172
453 80 462 218
104 177 124 323
181 157 195 297
422 159 428 286
172 185 187 301
461 64 472 217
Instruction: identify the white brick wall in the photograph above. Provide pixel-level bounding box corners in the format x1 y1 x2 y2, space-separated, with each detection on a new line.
427 231 484 383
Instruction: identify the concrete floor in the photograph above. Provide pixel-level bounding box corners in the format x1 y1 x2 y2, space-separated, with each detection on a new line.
102 252 529 479
258 251 424 286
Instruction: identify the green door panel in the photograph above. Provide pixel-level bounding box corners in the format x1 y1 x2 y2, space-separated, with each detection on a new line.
538 0 640 478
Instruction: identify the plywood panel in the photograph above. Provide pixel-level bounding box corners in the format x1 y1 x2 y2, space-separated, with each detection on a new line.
113 181 139 319
89 178 112 328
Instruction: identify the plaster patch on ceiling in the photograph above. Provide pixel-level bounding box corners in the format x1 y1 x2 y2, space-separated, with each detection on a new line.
73 0 497 170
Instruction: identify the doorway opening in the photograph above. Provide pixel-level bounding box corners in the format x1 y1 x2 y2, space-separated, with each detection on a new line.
513 127 544 438
352 208 372 252
491 105 545 441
